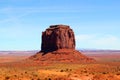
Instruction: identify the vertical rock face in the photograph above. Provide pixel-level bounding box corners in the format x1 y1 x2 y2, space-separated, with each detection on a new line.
41 25 75 52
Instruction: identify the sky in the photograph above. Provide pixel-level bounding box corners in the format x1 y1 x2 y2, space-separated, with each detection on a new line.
0 0 120 50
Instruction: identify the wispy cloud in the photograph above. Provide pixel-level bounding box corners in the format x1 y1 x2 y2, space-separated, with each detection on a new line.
0 6 80 14
94 35 119 46
0 6 85 24
76 34 120 50
76 34 95 41
0 7 30 24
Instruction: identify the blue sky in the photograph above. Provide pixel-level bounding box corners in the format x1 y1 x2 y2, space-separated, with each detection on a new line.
0 0 120 50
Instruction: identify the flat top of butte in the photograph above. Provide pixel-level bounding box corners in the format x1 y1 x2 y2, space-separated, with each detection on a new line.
49 24 70 29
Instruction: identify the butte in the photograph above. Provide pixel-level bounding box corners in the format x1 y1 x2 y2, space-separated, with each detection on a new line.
30 25 95 63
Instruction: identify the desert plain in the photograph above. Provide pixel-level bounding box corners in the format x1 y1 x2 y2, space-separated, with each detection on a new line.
0 50 120 80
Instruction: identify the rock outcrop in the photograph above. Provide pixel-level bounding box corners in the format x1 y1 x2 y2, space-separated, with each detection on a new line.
41 25 75 53
30 24 95 63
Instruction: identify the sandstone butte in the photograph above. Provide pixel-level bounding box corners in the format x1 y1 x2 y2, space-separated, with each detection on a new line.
30 25 95 63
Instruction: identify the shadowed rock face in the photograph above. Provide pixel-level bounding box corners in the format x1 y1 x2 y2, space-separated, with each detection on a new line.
41 25 75 52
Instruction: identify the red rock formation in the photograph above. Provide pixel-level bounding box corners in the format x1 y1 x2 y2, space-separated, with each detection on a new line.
30 49 94 63
30 24 95 63
41 25 75 52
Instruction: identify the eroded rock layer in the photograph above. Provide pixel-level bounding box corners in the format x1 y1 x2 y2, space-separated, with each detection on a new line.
41 25 75 52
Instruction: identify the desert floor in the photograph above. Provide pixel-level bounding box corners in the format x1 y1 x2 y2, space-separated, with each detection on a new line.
0 51 120 80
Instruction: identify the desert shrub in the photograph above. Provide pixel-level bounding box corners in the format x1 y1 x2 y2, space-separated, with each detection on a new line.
14 75 17 77
116 72 120 75
65 68 72 72
69 69 72 71
5 76 10 80
25 71 27 74
21 73 23 75
33 74 38 77
67 73 71 77
102 72 107 74
66 68 68 71
45 78 51 80
48 78 51 80
37 78 41 80
91 72 95 75
32 72 38 77
60 70 64 72
83 70 87 73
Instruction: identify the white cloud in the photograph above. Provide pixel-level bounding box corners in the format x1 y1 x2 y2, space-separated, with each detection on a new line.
94 35 118 46
75 34 95 41
76 34 120 50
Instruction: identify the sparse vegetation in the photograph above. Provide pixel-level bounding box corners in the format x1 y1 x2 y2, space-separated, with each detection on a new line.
0 62 120 80
0 52 120 80
5 76 10 80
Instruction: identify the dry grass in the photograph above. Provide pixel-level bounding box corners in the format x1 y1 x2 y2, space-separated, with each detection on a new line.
0 52 120 80
0 62 120 80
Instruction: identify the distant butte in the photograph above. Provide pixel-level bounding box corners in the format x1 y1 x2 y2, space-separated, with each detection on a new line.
30 25 95 63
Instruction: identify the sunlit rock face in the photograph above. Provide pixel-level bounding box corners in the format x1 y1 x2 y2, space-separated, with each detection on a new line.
41 25 75 52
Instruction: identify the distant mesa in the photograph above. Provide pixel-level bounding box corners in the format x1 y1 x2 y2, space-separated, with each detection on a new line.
30 24 95 63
